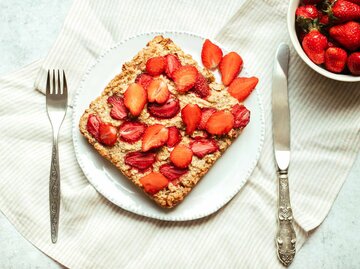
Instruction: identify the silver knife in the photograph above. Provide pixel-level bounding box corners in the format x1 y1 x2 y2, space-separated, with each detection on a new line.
272 43 296 267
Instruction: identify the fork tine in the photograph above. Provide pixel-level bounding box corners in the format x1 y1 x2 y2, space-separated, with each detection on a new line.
52 69 56 94
63 71 68 98
57 70 61 94
46 70 51 95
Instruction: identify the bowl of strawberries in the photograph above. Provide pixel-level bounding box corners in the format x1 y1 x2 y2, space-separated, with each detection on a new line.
288 0 360 82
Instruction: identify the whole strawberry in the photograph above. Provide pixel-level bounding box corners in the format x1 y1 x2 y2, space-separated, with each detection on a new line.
347 52 360 75
329 21 360 51
326 0 360 23
302 30 328 64
296 5 319 30
324 47 348 73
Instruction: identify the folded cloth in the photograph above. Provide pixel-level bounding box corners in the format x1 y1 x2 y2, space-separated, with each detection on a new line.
0 0 359 268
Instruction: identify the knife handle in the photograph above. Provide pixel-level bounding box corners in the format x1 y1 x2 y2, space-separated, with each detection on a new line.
276 170 296 267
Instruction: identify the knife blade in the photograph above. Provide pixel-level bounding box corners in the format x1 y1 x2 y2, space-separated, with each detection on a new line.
272 43 297 267
272 43 290 171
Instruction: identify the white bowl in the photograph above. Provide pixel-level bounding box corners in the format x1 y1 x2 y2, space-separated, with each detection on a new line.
287 0 360 82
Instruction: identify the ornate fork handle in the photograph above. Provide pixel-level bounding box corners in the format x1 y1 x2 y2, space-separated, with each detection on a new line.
49 138 60 243
276 170 296 267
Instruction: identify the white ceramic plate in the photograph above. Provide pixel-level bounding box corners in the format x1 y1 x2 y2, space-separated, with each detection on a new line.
72 31 265 221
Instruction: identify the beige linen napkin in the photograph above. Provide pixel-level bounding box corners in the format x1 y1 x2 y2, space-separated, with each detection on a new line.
0 0 360 268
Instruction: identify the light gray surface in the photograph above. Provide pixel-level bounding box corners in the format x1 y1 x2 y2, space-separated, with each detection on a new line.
0 1 359 268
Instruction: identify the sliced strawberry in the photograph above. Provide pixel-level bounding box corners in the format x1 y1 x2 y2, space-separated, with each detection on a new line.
205 110 234 135
139 172 169 195
142 124 169 152
86 114 101 140
219 52 243 86
135 73 153 90
147 97 180 119
228 77 259 102
145 56 166 76
201 39 223 69
159 163 188 180
231 104 250 128
165 54 181 78
107 95 128 120
167 126 182 147
170 144 193 168
172 65 198 93
98 123 118 146
124 83 147 117
147 78 170 104
125 151 156 171
198 108 216 130
181 104 202 135
118 121 146 143
190 138 219 158
193 73 210 98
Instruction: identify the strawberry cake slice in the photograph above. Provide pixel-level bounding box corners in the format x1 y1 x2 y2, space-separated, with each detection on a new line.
79 35 258 208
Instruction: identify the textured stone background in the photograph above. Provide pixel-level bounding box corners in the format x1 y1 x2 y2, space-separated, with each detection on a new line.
0 0 359 268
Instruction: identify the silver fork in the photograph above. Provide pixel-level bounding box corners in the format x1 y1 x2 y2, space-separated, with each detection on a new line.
46 70 68 243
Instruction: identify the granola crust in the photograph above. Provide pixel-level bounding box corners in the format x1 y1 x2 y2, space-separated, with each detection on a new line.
79 35 242 208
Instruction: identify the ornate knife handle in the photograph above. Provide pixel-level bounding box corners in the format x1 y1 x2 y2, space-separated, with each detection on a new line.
276 170 296 267
49 141 60 243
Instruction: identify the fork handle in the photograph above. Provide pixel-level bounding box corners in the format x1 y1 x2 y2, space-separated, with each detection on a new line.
276 170 296 267
49 139 60 243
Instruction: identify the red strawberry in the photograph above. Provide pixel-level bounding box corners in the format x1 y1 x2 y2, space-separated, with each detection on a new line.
205 111 234 135
159 163 188 180
219 52 243 86
302 29 328 64
347 52 360 75
190 138 219 158
329 21 360 51
198 108 217 130
326 0 360 23
324 47 348 73
170 144 193 168
147 97 180 119
167 126 181 147
142 124 169 152
228 77 259 102
86 114 101 139
201 39 223 69
124 83 147 117
118 121 146 143
165 54 181 78
107 95 128 120
145 56 166 76
125 151 156 171
172 65 198 93
319 13 330 25
147 78 170 104
232 104 250 128
98 123 118 146
139 172 169 195
296 5 319 31
296 5 319 19
135 73 153 90
193 73 211 98
181 104 202 135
